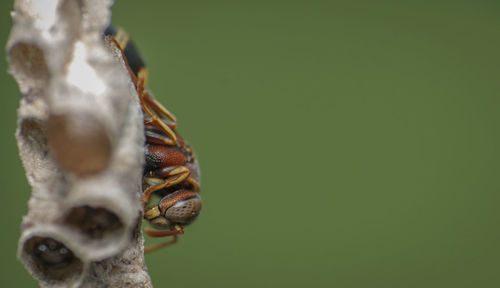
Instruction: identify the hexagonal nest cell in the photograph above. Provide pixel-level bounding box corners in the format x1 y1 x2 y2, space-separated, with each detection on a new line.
23 236 84 281
47 114 112 176
8 42 50 92
63 205 124 240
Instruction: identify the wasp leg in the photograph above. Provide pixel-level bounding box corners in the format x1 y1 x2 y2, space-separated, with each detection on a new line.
144 227 184 238
142 166 191 205
144 235 178 253
109 37 178 145
143 90 177 129
145 127 176 145
137 74 178 146
108 38 139 85
144 225 184 253
185 177 200 192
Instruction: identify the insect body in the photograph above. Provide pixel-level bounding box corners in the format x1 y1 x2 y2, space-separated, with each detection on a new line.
104 26 201 252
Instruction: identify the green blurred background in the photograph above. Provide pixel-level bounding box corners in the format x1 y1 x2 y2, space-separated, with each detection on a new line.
1 0 500 287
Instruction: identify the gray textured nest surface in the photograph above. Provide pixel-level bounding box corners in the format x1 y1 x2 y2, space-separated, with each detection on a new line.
7 0 152 287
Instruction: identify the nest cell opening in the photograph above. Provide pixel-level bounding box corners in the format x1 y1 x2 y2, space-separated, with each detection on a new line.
23 236 83 281
63 205 124 240
8 42 50 93
47 113 112 176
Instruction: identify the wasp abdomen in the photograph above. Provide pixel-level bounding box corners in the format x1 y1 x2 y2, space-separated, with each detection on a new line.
159 191 201 224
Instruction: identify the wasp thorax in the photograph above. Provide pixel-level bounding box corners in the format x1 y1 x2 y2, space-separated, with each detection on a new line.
160 192 202 225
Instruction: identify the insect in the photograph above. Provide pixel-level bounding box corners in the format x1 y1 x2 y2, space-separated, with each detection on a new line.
104 26 201 253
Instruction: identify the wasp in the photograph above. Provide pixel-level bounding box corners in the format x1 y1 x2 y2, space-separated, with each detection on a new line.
104 26 201 253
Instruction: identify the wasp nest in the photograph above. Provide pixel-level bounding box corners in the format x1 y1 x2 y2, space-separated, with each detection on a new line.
7 0 152 287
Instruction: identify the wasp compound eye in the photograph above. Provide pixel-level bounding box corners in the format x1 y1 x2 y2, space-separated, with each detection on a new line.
21 235 83 282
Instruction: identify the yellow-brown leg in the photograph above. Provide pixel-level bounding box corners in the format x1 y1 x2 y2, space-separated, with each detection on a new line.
108 38 139 85
142 90 177 129
137 74 178 146
185 177 200 192
109 37 178 145
142 166 191 205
